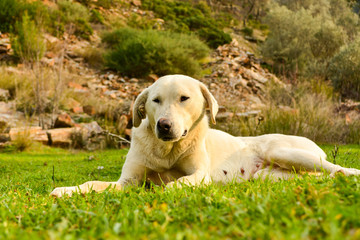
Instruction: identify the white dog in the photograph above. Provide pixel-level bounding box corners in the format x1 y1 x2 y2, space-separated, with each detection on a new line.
50 75 360 197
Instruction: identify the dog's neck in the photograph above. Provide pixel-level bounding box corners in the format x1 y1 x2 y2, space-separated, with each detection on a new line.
146 114 209 159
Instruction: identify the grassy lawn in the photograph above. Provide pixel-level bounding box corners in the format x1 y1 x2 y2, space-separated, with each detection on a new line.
1 145 360 239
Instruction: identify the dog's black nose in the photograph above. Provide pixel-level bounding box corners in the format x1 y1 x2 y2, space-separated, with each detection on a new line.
157 118 172 134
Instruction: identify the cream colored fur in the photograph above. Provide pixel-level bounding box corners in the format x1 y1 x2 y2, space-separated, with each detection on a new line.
51 75 360 197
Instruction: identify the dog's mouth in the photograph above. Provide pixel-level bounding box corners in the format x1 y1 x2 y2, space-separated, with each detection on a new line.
159 130 188 142
182 130 188 137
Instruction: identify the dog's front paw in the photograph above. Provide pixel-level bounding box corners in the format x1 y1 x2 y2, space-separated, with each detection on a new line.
50 187 77 198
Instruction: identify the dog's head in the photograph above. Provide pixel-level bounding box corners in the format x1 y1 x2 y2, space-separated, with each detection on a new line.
133 75 218 142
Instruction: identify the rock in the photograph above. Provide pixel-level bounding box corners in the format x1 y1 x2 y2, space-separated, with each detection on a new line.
72 121 105 150
124 128 132 137
68 82 87 90
54 113 76 128
117 115 128 134
108 74 115 81
147 74 159 82
47 128 73 147
9 127 48 144
216 112 234 121
71 106 84 114
0 101 14 113
0 88 10 101
0 133 10 143
83 105 96 116
132 0 141 6
64 98 81 111
235 110 261 118
130 78 138 83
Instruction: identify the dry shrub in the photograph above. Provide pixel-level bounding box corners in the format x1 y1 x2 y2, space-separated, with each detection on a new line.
12 129 33 151
217 80 360 144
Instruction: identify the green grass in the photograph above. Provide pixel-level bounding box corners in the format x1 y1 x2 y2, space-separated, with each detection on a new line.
1 145 360 239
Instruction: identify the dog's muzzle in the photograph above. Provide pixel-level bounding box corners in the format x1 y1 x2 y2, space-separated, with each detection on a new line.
157 118 175 141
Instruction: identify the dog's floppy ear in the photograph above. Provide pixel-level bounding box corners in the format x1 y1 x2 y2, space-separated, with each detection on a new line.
133 88 149 128
200 82 218 124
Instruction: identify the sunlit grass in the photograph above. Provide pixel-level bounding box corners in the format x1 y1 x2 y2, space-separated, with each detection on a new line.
0 145 359 239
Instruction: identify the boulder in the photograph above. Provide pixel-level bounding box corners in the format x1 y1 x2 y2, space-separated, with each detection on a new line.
46 128 73 147
0 89 10 101
9 127 48 144
0 133 10 143
54 113 76 128
83 105 96 116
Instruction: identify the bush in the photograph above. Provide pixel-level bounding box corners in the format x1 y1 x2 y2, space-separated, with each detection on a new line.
58 0 89 23
241 27 254 36
102 28 209 77
0 0 23 32
74 18 93 40
328 39 360 100
57 0 93 39
262 0 357 78
90 9 105 24
0 0 50 33
11 12 46 63
141 0 232 48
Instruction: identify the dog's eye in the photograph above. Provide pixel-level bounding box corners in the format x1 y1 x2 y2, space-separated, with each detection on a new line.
180 96 189 102
153 98 160 103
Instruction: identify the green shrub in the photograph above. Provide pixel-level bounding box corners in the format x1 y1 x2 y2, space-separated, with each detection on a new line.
57 0 93 39
328 39 360 100
141 0 231 48
74 18 93 40
11 12 46 63
0 0 50 33
262 0 357 78
90 9 105 24
58 0 90 23
241 27 254 36
102 28 209 77
95 0 120 9
0 0 23 32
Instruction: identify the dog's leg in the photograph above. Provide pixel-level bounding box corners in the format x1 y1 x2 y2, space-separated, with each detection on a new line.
166 149 212 187
50 181 122 197
267 148 360 176
50 152 147 198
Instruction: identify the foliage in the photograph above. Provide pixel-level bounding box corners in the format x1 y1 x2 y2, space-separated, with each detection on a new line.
262 0 358 78
0 0 49 33
57 0 93 39
74 18 93 40
90 9 105 24
95 0 121 9
1 147 360 239
0 0 23 32
141 0 232 48
11 13 46 63
102 28 209 77
328 38 360 100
